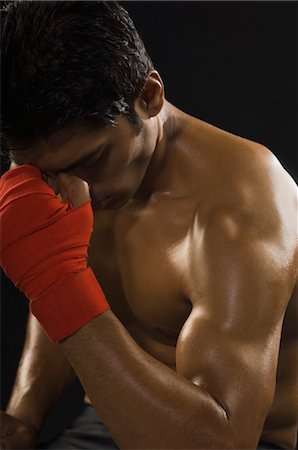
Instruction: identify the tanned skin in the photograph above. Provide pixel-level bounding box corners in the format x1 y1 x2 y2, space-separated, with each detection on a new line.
2 71 297 449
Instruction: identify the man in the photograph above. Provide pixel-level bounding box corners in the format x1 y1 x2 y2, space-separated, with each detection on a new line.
0 1 297 449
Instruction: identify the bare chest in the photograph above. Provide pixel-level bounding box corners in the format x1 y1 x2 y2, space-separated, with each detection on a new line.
88 196 194 350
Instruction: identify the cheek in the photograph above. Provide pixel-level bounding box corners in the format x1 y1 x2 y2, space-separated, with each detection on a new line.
91 166 140 199
65 168 94 184
126 140 142 165
68 141 142 186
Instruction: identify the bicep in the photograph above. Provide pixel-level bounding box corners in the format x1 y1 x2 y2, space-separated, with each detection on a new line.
176 311 277 436
176 221 290 441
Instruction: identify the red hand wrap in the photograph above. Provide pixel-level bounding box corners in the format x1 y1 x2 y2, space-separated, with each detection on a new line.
0 165 110 341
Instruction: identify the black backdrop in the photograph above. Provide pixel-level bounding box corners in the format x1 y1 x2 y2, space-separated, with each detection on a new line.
1 0 297 443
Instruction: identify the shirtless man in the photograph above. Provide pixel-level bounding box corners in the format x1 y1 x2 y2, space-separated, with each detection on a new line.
0 2 297 449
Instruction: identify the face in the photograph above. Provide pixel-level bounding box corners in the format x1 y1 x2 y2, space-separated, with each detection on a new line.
12 115 158 210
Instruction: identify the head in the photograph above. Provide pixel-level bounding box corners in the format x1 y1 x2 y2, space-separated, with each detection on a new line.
1 1 167 208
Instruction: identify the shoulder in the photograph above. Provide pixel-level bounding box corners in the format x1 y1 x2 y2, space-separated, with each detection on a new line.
186 119 296 236
174 115 297 247
180 118 298 270
184 116 295 188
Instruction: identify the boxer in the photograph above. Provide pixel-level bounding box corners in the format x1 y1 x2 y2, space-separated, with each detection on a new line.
1 2 297 449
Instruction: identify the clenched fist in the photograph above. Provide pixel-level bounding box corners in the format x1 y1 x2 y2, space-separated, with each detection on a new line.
0 410 38 449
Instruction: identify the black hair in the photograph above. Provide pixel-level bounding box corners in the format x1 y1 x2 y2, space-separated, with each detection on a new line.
0 1 154 157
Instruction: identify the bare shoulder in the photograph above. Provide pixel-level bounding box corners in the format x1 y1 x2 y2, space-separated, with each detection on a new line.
178 116 298 292
183 117 297 242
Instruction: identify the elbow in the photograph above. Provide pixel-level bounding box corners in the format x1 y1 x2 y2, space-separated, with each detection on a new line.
189 408 239 450
190 406 259 449
219 414 265 449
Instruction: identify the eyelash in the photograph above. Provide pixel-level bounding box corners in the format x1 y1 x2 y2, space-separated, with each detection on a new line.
80 149 105 169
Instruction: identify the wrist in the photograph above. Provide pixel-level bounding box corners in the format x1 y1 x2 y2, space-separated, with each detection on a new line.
1 165 109 341
30 267 110 342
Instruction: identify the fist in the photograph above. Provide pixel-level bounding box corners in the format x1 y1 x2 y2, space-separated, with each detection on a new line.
42 172 90 208
0 411 38 449
10 160 91 208
0 164 109 342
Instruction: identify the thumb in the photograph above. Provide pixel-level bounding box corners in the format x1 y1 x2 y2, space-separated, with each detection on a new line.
57 173 90 208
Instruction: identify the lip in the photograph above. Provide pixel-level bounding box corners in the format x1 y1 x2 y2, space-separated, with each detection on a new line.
91 197 110 211
92 195 128 211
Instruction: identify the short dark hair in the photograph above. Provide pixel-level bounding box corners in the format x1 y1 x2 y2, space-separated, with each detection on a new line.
1 1 154 157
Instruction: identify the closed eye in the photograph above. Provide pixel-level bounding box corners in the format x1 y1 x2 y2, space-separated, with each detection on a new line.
80 149 104 169
41 144 107 176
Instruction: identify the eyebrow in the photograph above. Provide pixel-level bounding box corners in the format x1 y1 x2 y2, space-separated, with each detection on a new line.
10 144 105 173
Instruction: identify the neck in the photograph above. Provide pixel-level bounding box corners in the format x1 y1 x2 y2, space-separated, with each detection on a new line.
133 100 184 202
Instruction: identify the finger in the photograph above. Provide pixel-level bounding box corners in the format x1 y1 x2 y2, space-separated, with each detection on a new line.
41 173 65 203
41 173 61 196
57 173 90 208
56 176 69 203
1 433 25 450
9 161 20 170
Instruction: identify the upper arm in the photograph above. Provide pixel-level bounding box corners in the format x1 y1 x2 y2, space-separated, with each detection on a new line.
176 210 296 446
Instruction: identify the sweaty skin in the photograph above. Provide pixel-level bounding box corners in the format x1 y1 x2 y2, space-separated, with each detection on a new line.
82 114 298 448
6 71 298 448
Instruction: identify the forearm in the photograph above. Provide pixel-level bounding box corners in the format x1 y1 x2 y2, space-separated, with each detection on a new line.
6 311 76 432
60 310 233 450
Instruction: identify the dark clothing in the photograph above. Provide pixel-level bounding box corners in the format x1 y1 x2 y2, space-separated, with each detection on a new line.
37 403 286 450
257 444 287 450
37 405 118 449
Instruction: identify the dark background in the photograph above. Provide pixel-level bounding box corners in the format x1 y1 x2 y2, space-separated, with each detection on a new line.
1 0 297 444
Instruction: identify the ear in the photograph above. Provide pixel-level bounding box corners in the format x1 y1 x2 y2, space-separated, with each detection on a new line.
133 70 165 120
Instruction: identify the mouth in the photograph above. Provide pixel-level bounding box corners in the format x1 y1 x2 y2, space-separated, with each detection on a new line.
91 198 109 210
92 194 129 211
